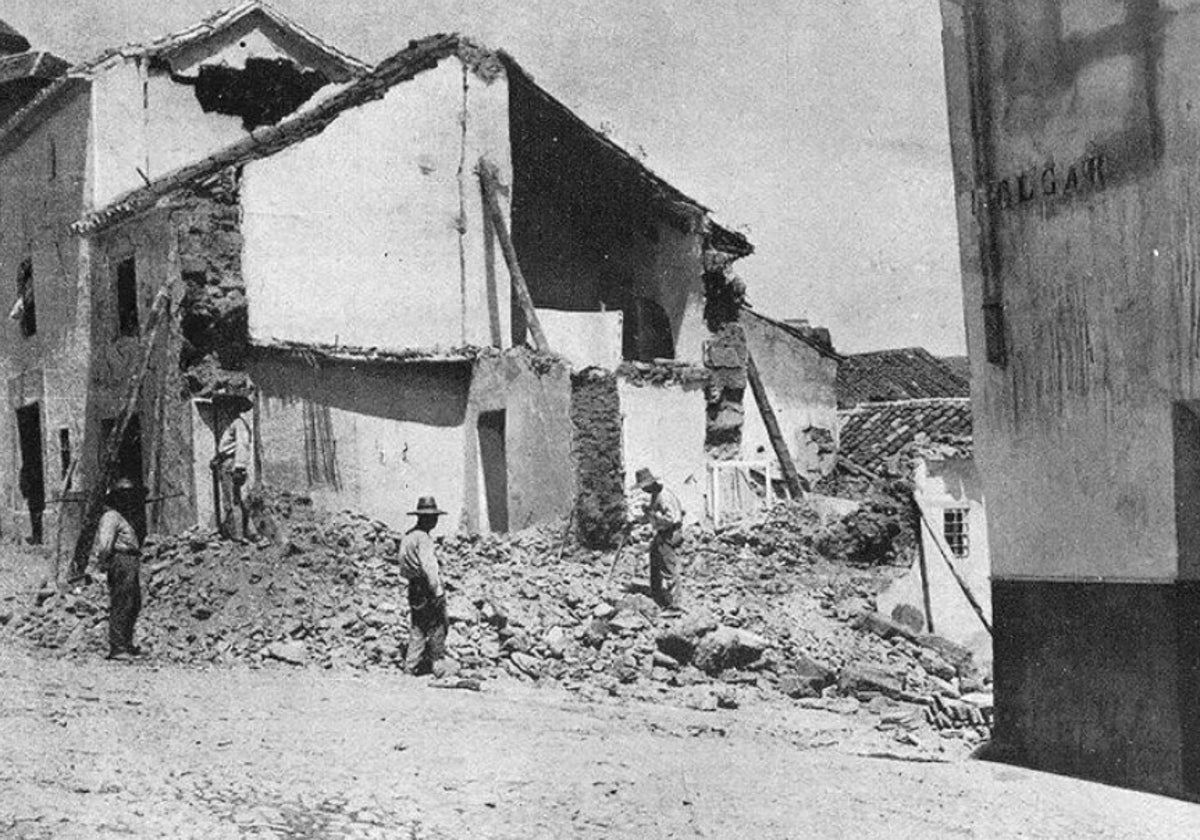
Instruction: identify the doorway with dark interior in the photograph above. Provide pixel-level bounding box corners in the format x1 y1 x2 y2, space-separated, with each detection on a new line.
100 414 146 539
478 410 508 532
15 403 45 544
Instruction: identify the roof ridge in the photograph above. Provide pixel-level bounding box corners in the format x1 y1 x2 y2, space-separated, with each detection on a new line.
838 396 972 413
0 1 368 148
71 33 465 234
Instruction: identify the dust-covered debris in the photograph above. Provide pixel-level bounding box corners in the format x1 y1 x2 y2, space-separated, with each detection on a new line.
5 491 990 745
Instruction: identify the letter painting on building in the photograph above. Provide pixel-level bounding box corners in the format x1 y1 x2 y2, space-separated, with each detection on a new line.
939 0 1200 799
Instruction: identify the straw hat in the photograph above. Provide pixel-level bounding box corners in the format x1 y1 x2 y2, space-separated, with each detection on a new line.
408 496 447 516
631 468 661 491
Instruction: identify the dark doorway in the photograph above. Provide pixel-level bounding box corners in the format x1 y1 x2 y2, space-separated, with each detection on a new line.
100 414 146 538
15 403 45 544
478 410 508 532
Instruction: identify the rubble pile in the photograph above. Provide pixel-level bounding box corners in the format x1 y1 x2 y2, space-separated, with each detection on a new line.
6 494 989 725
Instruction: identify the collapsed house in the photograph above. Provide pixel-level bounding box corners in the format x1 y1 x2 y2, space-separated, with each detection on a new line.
835 347 987 657
2 3 847 550
0 2 367 546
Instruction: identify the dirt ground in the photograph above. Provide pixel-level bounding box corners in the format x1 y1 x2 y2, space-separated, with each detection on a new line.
3 550 1200 839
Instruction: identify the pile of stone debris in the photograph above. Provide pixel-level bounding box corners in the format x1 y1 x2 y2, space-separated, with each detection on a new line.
4 492 991 735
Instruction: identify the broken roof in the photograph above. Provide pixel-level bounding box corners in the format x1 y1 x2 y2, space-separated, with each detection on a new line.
70 1 368 78
0 1 368 150
741 306 842 361
70 32 754 258
0 51 69 87
836 347 969 409
838 398 973 470
250 339 566 372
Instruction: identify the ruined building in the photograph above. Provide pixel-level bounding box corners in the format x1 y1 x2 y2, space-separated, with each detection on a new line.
0 2 367 545
3 4 839 552
939 0 1200 796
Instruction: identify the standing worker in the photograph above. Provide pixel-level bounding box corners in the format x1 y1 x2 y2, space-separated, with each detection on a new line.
632 468 685 610
212 396 253 542
397 496 450 676
92 478 145 661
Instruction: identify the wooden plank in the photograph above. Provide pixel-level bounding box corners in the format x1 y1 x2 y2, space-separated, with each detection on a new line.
746 348 806 499
67 281 174 582
476 159 549 353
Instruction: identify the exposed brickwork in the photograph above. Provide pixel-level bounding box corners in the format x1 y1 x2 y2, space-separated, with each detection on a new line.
703 324 747 460
169 168 250 398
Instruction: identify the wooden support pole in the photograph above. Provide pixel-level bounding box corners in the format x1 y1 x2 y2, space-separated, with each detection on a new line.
915 514 936 635
51 456 80 585
476 160 549 353
918 506 992 636
746 348 806 500
68 281 174 582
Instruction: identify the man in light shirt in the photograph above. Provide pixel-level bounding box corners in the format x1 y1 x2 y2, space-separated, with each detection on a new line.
632 468 684 610
397 496 450 676
92 477 145 661
213 397 253 542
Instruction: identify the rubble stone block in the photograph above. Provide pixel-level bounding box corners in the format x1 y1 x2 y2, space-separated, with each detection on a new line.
693 626 768 675
854 611 915 641
446 595 478 625
779 655 835 699
890 603 926 634
264 640 308 665
915 633 976 676
837 663 905 701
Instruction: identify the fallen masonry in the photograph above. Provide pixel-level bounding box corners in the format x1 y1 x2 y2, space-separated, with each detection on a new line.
4 491 992 744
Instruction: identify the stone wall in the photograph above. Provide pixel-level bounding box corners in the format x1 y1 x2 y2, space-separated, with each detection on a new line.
570 368 626 548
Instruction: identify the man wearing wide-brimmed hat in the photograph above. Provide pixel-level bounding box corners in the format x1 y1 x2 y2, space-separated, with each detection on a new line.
631 468 684 609
92 477 146 660
397 496 450 675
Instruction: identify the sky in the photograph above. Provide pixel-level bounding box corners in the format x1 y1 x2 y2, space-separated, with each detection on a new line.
6 0 966 356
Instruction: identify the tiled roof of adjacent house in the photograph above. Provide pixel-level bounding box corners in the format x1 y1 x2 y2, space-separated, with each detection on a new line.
837 347 969 408
838 397 973 471
939 355 970 381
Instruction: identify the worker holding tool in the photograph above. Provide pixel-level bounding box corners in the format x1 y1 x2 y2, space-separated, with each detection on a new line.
91 478 146 661
397 496 450 676
631 468 685 610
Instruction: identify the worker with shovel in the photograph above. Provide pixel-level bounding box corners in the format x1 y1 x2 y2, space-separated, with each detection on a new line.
398 496 450 676
632 468 684 610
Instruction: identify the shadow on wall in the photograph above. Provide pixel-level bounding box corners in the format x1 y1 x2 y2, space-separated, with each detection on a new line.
248 355 471 427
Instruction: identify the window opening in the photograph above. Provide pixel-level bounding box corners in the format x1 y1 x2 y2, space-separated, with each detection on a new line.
943 508 970 558
13 257 35 337
116 256 139 337
59 428 71 478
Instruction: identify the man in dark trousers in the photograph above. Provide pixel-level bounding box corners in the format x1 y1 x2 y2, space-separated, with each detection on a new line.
92 478 145 660
212 395 253 542
397 496 449 676
632 468 685 610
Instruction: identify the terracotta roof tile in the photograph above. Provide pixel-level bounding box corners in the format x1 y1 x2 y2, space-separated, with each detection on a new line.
838 397 972 470
837 347 969 408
